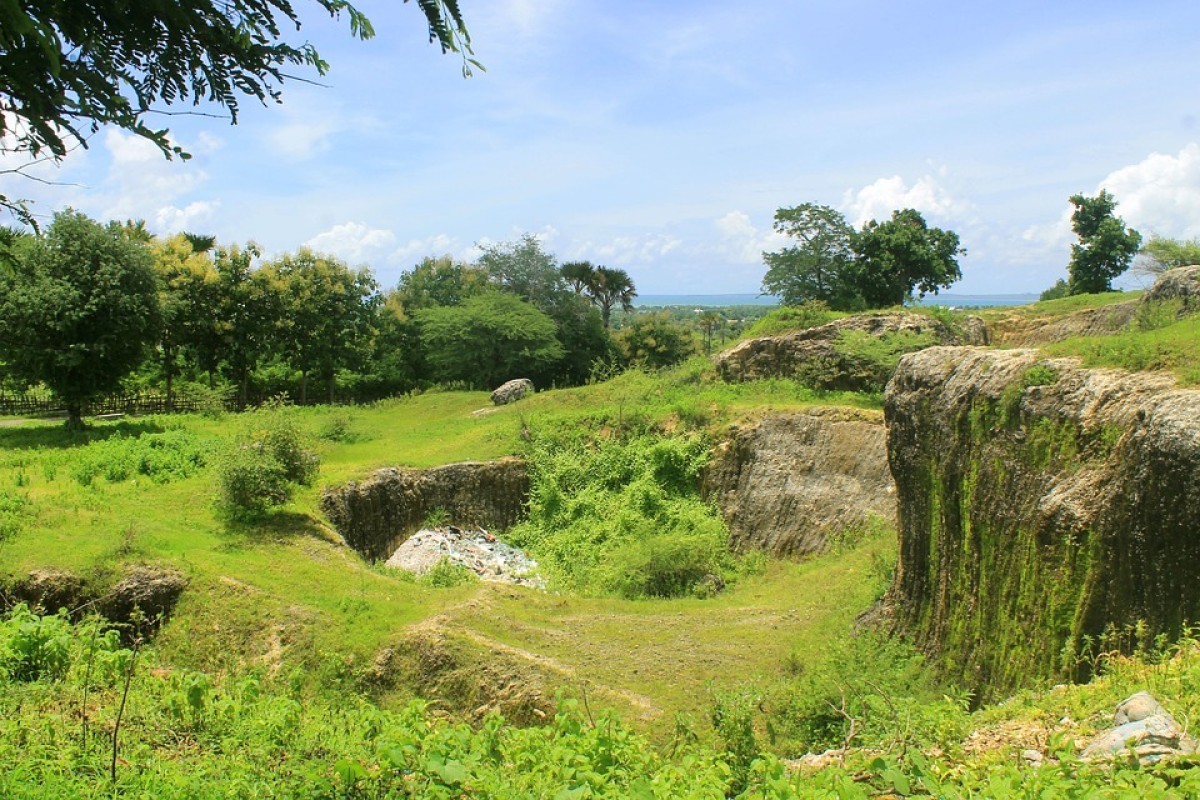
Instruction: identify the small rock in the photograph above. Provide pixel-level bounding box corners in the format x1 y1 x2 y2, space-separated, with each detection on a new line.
1021 749 1044 766
491 378 534 406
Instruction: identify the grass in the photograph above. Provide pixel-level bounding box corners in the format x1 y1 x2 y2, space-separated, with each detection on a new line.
975 290 1140 322
1042 311 1200 385
0 364 888 739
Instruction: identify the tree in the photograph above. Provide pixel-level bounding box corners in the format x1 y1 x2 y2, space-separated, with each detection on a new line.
761 204 860 309
208 243 277 408
0 210 160 427
477 234 566 312
151 234 219 408
1136 234 1200 276
416 293 564 389
1067 190 1141 294
585 266 638 329
615 312 695 369
851 209 964 307
262 249 380 404
394 255 488 313
0 1 474 220
560 261 596 295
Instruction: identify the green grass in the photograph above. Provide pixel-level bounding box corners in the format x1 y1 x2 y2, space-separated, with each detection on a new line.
1042 308 1200 385
976 290 1139 322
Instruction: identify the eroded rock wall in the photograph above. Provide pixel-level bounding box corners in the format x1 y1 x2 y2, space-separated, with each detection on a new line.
886 346 1200 697
702 408 896 557
320 459 530 561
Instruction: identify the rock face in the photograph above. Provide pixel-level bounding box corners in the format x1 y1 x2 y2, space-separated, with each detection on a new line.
886 346 1200 697
6 565 186 638
714 312 987 392
1141 264 1200 313
989 301 1138 346
491 378 534 406
320 459 530 562
702 408 895 557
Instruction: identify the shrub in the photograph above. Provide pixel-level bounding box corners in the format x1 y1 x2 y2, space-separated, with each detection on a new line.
216 403 318 517
0 605 72 682
419 558 478 588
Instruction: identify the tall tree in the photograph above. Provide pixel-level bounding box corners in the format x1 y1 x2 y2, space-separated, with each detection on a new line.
587 266 638 328
151 234 218 408
262 249 380 404
209 243 276 408
477 234 566 312
851 209 964 307
416 293 564 389
761 204 860 309
0 1 474 220
1067 190 1141 295
0 211 160 428
560 261 596 295
394 255 488 313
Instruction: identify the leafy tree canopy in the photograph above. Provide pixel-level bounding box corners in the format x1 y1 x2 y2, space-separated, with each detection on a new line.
415 292 564 389
852 208 964 308
0 1 474 222
586 266 638 329
1136 234 1200 276
761 204 859 309
476 234 568 312
1067 190 1141 294
394 255 488 313
0 210 161 427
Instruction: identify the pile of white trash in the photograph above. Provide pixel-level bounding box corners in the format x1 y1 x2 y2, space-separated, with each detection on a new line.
384 526 544 589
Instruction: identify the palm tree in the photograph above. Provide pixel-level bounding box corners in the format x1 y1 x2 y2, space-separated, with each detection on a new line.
559 260 595 295
588 266 637 328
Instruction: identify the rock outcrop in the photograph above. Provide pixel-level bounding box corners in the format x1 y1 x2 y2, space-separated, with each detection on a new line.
886 346 1200 697
715 312 987 392
491 378 534 406
1141 264 1200 314
1082 692 1197 764
988 301 1138 346
702 408 895 557
320 459 530 562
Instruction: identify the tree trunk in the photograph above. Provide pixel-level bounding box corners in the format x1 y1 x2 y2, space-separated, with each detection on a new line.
65 404 84 430
299 371 308 406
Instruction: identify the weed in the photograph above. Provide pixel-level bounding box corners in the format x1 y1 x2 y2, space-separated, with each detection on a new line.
419 558 478 588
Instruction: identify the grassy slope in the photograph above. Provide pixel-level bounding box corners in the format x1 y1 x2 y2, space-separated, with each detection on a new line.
0 364 886 741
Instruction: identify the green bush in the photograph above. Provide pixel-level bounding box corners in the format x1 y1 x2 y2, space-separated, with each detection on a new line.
509 434 732 598
419 558 479 588
0 605 72 682
216 404 318 517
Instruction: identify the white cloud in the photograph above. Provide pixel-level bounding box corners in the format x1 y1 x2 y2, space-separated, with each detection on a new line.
1100 142 1200 239
266 119 340 160
577 233 683 265
711 210 786 263
100 130 212 227
841 172 970 227
391 234 470 266
155 201 219 234
305 222 397 263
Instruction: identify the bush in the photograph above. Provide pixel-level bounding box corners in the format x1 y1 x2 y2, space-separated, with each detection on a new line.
419 558 479 588
216 403 318 517
0 605 72 682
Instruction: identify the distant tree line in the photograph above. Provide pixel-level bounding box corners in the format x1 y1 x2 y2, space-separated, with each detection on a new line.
0 212 704 426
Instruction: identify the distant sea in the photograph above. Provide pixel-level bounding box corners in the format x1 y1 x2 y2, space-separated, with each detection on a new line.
634 293 1040 309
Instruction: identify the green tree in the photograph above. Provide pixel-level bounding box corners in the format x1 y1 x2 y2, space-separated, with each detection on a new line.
0 210 160 428
477 234 566 312
560 261 596 295
616 312 695 369
761 204 861 309
208 244 277 408
416 293 564 389
1136 234 1200 276
585 266 638 329
394 255 488 313
151 234 219 408
851 208 964 307
262 249 380 404
0 1 473 221
1067 190 1142 294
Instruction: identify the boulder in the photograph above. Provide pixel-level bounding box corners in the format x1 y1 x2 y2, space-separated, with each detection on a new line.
491 378 534 406
7 569 86 614
99 566 188 638
1141 265 1200 316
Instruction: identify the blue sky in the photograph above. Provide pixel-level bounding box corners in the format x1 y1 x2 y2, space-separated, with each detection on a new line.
6 0 1200 294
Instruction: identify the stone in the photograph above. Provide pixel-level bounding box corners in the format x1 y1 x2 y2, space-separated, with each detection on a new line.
1114 691 1167 725
99 566 188 638
491 378 534 406
1141 264 1200 313
1082 712 1197 764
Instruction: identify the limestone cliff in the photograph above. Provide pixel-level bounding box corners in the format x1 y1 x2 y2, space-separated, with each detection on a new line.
886 347 1200 697
715 312 987 392
320 459 530 561
702 408 895 557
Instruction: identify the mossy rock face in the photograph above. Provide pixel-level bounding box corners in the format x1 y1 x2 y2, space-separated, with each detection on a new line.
714 312 988 393
885 346 1200 699
321 459 530 562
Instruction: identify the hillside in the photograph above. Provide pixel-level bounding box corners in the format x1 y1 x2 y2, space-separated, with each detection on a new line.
6 274 1200 797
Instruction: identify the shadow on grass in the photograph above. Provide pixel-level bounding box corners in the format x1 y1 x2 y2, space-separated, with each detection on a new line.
0 419 167 450
216 510 331 551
